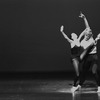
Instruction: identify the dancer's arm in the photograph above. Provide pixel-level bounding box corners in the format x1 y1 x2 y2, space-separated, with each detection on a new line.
79 12 90 29
78 28 87 41
78 12 90 41
95 33 100 44
60 25 73 43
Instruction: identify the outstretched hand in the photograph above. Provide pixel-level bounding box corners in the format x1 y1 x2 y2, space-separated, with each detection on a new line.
95 33 100 44
97 33 100 40
79 12 85 18
60 25 64 32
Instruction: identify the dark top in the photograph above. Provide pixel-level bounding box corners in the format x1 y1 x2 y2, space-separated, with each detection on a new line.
71 46 81 59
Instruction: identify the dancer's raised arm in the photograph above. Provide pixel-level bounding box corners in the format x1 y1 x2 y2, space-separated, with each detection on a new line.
78 28 87 41
60 25 73 43
78 12 91 41
79 12 90 29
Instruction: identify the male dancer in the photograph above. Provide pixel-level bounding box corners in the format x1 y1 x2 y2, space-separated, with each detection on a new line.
72 12 100 92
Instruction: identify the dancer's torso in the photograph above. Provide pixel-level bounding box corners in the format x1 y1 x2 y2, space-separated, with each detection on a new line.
81 38 97 54
70 41 81 58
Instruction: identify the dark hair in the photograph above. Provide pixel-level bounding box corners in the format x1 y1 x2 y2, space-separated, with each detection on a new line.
69 33 77 40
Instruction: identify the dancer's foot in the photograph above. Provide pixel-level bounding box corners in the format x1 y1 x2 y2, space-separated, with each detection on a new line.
71 85 81 93
97 86 100 92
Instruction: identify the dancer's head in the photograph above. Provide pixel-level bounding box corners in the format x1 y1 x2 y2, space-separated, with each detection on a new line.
85 28 93 40
85 33 93 41
70 33 78 40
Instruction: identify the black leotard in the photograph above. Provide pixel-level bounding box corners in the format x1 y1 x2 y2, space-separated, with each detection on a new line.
71 46 81 59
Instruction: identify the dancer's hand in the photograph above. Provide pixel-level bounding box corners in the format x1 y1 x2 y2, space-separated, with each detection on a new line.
60 25 64 32
79 12 85 18
94 33 100 44
97 33 100 40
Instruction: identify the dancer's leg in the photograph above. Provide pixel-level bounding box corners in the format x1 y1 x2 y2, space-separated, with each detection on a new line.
79 55 92 86
91 55 100 86
72 58 79 76
92 62 100 92
80 45 94 61
72 58 79 86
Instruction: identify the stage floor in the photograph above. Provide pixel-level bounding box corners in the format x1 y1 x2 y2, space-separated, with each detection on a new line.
0 78 99 100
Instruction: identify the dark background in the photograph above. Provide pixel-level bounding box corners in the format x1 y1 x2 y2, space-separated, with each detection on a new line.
0 0 100 73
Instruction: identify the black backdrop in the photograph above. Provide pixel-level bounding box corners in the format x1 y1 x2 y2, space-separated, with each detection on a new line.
0 0 100 72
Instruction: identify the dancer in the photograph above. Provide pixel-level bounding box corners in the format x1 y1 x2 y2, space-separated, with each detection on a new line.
73 12 100 92
60 25 87 87
78 33 100 92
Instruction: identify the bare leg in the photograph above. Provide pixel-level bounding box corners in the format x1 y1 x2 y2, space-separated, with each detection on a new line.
80 50 87 60
80 44 94 61
72 59 79 76
72 58 79 86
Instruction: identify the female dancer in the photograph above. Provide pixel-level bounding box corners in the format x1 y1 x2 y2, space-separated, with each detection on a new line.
60 25 86 87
